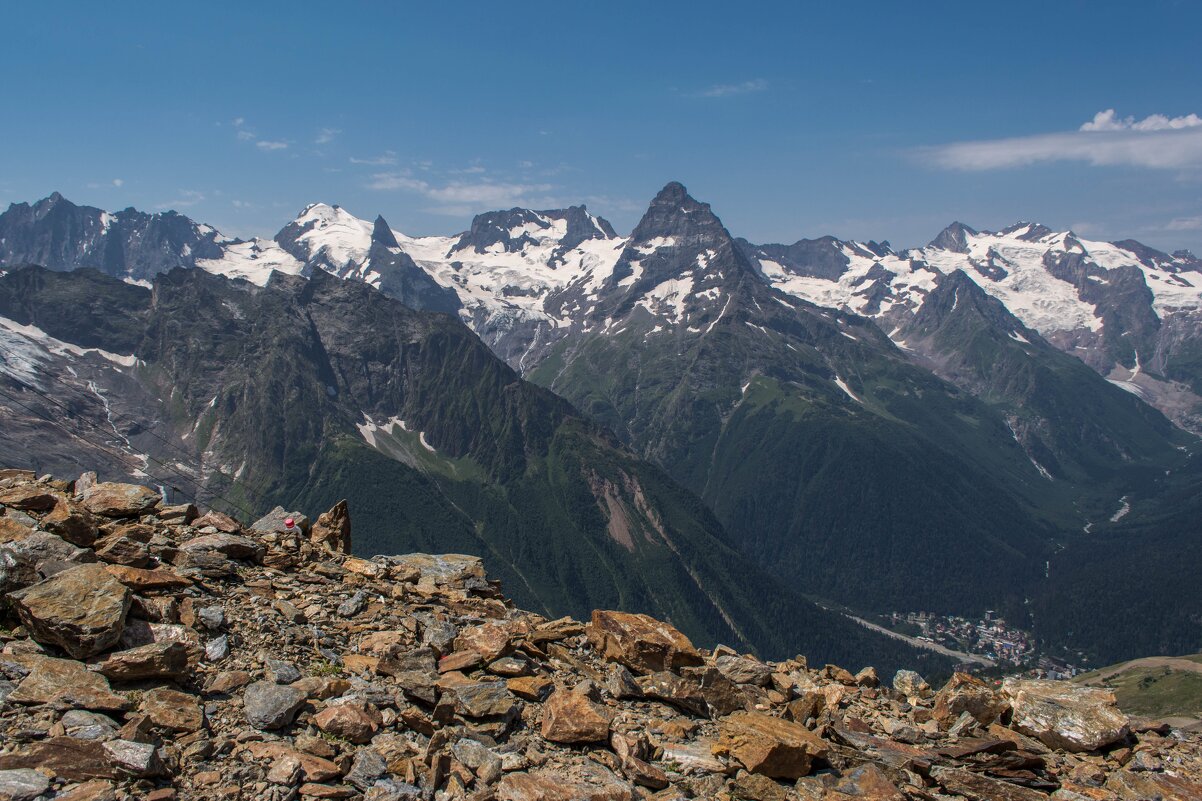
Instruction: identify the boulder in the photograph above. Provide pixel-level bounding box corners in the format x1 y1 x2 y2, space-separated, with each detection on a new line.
192 510 242 533
102 739 164 777
714 711 829 779
541 689 611 743
243 681 307 730
0 546 37 594
251 506 310 535
311 499 351 553
7 655 128 711
0 485 60 511
1001 678 1129 752
714 654 773 687
41 499 99 546
180 532 264 561
586 610 703 675
0 737 117 781
452 680 517 719
933 672 1006 726
80 483 160 517
892 669 931 698
8 562 131 658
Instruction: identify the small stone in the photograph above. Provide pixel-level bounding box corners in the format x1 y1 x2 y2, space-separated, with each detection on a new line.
336 590 368 618
102 738 163 777
243 681 307 730
140 686 204 732
206 670 253 694
892 669 931 698
344 748 387 791
205 634 230 662
312 700 382 744
266 659 301 684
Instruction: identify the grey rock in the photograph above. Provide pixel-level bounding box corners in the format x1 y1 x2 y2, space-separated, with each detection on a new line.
61 709 120 740
266 659 301 684
243 681 306 730
715 654 773 687
363 779 422 801
345 747 387 791
251 506 310 535
102 738 164 776
337 590 368 618
0 768 49 801
0 547 37 593
197 605 225 631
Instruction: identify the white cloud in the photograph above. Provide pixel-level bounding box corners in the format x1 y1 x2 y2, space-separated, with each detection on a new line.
232 117 245 127
923 109 1202 171
112 178 123 188
256 140 289 151
1080 109 1202 132
237 129 256 141
315 127 341 144
367 173 553 208
693 78 768 98
350 153 397 165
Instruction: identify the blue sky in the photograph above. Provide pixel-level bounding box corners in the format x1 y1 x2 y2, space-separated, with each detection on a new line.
4 1 1202 253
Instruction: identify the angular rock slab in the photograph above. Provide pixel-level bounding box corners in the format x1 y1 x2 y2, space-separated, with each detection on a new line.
715 711 829 779
586 610 703 675
80 482 160 517
8 562 131 658
1001 678 1129 752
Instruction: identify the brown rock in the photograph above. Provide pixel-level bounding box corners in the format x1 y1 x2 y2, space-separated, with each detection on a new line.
1002 678 1129 752
291 676 352 700
8 562 131 658
731 771 788 801
586 610 703 675
80 482 160 517
103 564 192 590
452 680 517 719
541 689 611 743
933 672 1006 726
454 620 515 662
180 532 264 561
53 780 118 801
932 766 1049 801
311 499 351 553
439 649 484 673
246 742 342 782
192 510 242 532
496 765 634 801
312 700 383 743
93 536 150 567
298 785 355 799
94 641 188 680
1105 770 1202 801
823 764 907 800
42 499 100 546
507 675 554 701
140 686 204 732
714 711 829 779
0 737 117 781
0 485 61 511
8 655 127 711
206 670 254 694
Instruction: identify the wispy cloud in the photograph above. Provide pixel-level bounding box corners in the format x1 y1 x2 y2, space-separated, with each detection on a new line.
1165 215 1202 231
922 109 1202 171
692 78 768 98
349 152 397 166
86 178 124 189
256 140 289 151
367 173 554 211
315 127 341 144
159 190 205 210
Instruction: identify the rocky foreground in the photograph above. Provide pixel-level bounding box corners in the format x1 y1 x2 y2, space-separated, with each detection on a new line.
0 469 1200 801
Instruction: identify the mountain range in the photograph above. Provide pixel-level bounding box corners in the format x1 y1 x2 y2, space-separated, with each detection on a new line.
2 185 1200 667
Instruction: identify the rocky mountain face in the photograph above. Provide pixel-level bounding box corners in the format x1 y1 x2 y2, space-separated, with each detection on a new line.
2 469 1200 801
2 189 1202 666
0 265 944 672
0 193 225 284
